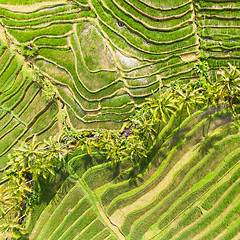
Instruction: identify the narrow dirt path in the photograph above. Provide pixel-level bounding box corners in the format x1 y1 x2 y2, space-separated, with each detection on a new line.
77 178 125 240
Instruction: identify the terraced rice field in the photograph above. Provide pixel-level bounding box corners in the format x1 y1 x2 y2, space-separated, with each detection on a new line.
0 41 59 170
29 106 240 239
196 0 240 79
0 0 240 239
2 0 239 128
0 0 200 129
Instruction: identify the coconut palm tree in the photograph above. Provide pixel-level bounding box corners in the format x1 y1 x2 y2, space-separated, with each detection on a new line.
131 107 157 147
146 89 178 123
176 86 205 116
100 131 126 164
215 63 240 107
202 82 219 106
195 60 211 84
8 136 43 173
125 136 147 163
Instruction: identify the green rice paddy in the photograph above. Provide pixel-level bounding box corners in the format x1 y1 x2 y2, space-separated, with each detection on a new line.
0 0 240 239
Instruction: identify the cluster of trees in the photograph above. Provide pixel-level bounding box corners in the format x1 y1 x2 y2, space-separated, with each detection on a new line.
0 62 240 239
0 135 74 239
62 62 240 171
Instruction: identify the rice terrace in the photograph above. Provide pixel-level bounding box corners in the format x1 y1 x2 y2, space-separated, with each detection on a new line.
0 0 240 239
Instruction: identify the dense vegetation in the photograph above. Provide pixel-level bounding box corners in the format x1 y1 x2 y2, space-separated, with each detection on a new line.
0 0 240 239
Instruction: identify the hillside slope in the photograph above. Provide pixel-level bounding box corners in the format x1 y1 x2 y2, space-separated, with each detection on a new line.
1 0 238 128
29 106 240 240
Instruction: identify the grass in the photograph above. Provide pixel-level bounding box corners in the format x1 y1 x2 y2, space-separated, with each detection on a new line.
3 10 95 27
128 134 240 239
178 180 240 239
75 219 105 240
77 22 116 72
28 102 58 133
34 37 68 46
216 218 240 240
100 94 131 108
0 4 78 20
198 0 240 79
26 104 240 240
159 161 240 240
0 44 59 175
200 203 240 240
29 177 76 240
36 185 84 239
105 108 228 215
120 0 191 18
1 75 31 103
1 1 240 239
0 124 25 155
0 56 18 85
202 166 240 211
6 82 39 113
92 229 110 240
0 49 13 71
19 91 48 124
8 24 72 43
48 198 91 240
103 0 193 30
83 162 119 191
57 209 97 240
99 21 197 59
34 120 59 141
107 109 238 237
1 71 25 98
0 119 20 139
0 114 12 133
71 34 121 94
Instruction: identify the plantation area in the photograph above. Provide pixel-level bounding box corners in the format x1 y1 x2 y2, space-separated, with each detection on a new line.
0 0 240 239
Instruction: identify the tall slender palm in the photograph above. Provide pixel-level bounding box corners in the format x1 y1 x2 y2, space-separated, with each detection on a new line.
176 86 205 116
125 136 147 164
215 63 240 107
146 89 178 123
102 131 126 164
131 108 157 147
202 82 219 106
8 136 43 173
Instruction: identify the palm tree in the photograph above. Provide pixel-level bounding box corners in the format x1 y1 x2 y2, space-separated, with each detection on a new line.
146 89 178 123
176 86 205 116
100 131 126 165
215 63 240 107
202 82 219 106
76 136 94 156
124 135 147 164
8 135 43 173
131 107 157 147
